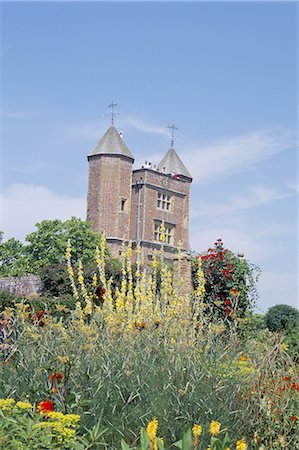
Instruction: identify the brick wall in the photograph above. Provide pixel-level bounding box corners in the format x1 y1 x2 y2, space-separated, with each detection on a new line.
131 168 191 261
0 275 43 296
87 154 133 239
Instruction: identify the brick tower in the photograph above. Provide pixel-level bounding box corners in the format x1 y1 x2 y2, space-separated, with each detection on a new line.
87 126 134 257
130 145 192 262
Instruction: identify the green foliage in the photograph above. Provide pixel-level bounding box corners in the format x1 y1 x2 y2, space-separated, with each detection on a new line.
0 218 107 277
0 312 275 449
123 424 239 450
39 264 72 296
0 236 31 276
39 258 122 297
192 239 260 319
25 217 107 270
265 304 299 362
237 312 266 340
265 304 299 332
0 401 107 449
283 327 299 362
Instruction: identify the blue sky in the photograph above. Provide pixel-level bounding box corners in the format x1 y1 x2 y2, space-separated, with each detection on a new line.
1 1 297 312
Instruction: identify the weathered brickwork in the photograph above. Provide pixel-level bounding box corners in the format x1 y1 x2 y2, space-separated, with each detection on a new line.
87 126 192 263
87 154 133 240
0 275 43 296
130 168 191 261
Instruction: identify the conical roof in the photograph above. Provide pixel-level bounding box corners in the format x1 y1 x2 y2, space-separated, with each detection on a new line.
88 126 134 159
157 147 192 179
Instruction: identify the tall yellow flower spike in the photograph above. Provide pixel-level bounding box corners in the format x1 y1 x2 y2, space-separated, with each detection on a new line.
146 417 159 442
236 438 247 450
209 420 221 436
192 423 202 446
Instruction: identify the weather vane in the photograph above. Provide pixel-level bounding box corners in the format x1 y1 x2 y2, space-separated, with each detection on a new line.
167 123 178 147
107 101 119 125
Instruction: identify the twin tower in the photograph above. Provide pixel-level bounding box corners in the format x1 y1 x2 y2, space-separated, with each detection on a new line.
87 125 192 262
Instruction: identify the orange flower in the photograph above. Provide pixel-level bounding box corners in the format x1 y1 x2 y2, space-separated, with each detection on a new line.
134 321 146 330
290 415 298 421
230 289 238 296
38 400 54 414
49 372 63 382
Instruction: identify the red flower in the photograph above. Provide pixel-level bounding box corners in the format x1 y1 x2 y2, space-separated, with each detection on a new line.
224 307 231 316
290 415 298 421
225 300 231 305
29 310 45 326
49 372 63 382
38 400 54 414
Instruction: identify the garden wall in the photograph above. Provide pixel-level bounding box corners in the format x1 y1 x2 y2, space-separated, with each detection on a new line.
0 275 43 295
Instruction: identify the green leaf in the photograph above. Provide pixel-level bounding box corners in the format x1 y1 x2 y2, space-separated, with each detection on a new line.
140 427 150 450
182 428 193 450
172 439 183 449
157 438 165 450
121 439 132 450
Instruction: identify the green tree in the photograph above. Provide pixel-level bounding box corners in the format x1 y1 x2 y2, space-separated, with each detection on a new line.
25 217 107 270
0 233 31 276
265 304 299 332
0 218 107 276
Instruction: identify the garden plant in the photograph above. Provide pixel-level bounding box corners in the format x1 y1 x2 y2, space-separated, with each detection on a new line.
0 232 298 449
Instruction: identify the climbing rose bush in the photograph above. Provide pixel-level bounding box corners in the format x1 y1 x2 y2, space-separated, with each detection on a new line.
192 239 260 320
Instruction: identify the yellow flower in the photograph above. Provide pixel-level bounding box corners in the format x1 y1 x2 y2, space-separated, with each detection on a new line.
57 355 69 364
210 420 221 436
279 435 286 448
16 401 33 409
193 423 202 446
92 273 97 287
146 417 159 441
236 438 247 450
193 424 203 438
47 411 80 425
0 398 15 410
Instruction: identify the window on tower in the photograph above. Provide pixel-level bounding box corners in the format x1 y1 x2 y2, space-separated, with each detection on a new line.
157 192 171 211
120 198 127 212
153 220 175 245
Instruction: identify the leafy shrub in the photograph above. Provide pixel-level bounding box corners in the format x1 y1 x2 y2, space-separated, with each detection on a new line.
192 239 260 320
283 327 299 362
265 304 299 332
0 291 28 310
39 258 123 297
0 398 106 449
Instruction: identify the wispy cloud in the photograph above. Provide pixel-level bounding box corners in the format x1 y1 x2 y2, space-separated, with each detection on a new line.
287 179 298 193
62 114 169 143
1 184 85 242
0 110 48 119
184 128 296 183
124 115 168 136
191 183 295 218
7 161 53 175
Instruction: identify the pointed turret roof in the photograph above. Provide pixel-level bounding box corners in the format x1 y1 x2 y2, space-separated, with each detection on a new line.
88 126 134 159
157 147 192 179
